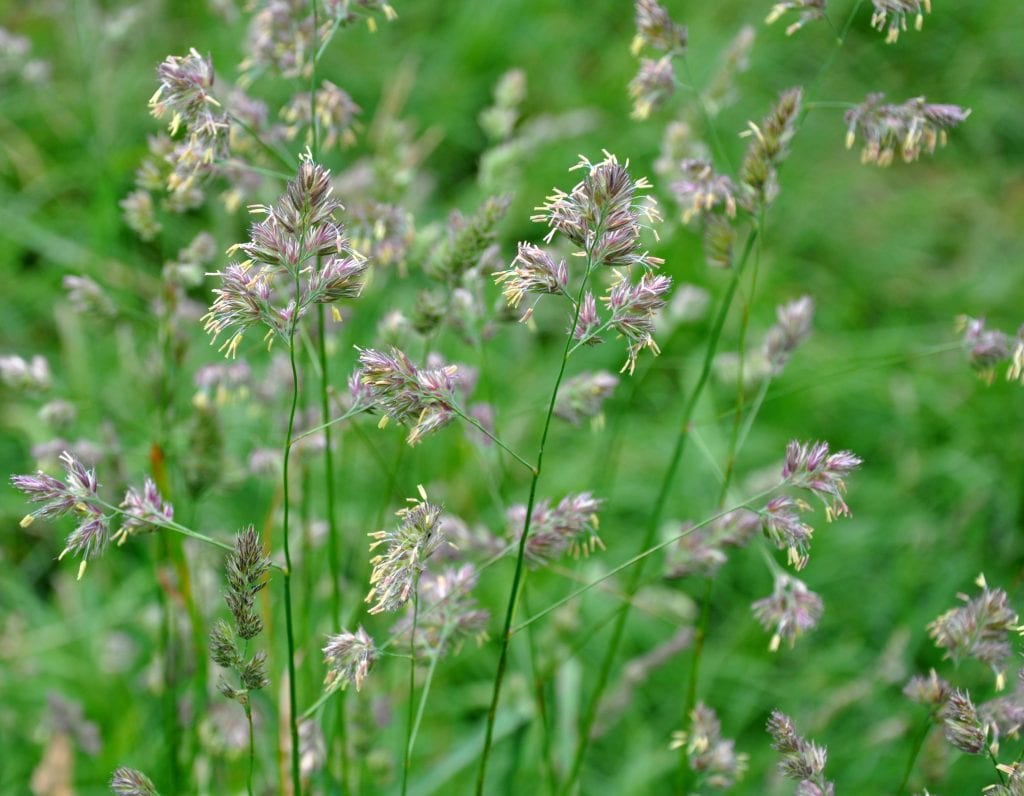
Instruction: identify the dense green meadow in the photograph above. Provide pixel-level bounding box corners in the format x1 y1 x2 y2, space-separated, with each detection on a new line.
2 1 1023 794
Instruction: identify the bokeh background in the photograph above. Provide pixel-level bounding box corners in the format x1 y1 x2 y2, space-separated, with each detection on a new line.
2 0 1023 793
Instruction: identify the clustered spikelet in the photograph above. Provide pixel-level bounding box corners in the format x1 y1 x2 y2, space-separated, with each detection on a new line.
11 452 175 579
871 0 931 43
941 688 988 754
631 0 687 56
739 87 803 209
753 574 824 651
670 158 738 223
281 80 361 150
63 275 116 319
494 243 568 317
0 354 51 392
844 93 970 166
703 214 736 269
782 439 862 520
495 153 670 372
355 347 459 445
554 370 619 425
366 487 445 614
533 152 662 269
927 575 1019 690
957 315 1024 385
767 711 834 795
323 626 377 692
243 1 397 80
148 48 228 194
988 763 1024 796
628 55 676 120
665 510 760 579
224 526 272 640
763 296 814 375
110 767 160 796
392 564 490 657
603 271 673 373
209 528 272 704
765 0 826 36
203 158 368 357
669 703 749 789
507 492 604 568
903 668 952 709
432 195 511 284
114 478 174 544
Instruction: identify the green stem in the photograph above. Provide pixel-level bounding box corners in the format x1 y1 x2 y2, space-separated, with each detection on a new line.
475 240 601 796
402 587 420 796
244 640 257 796
283 302 303 796
897 715 932 795
406 630 449 770
155 537 182 794
451 405 535 473
560 227 758 794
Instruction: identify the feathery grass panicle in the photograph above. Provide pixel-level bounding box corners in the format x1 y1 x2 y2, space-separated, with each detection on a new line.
494 243 568 318
632 0 687 56
666 510 760 579
767 710 834 794
753 574 824 650
765 0 827 36
148 48 228 194
782 440 862 520
323 627 378 692
927 575 1019 690
871 0 931 43
904 668 953 709
204 158 368 356
629 55 676 120
110 767 160 796
224 526 271 640
671 158 738 223
506 492 604 568
554 370 619 426
532 152 662 268
845 94 970 166
0 354 51 392
355 347 459 444
366 487 445 614
763 296 814 375
739 87 803 210
940 689 988 754
281 80 361 150
669 702 748 789
957 315 1024 384
604 271 673 373
113 478 174 544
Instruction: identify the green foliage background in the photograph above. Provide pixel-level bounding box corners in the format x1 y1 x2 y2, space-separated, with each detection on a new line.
1 0 1023 793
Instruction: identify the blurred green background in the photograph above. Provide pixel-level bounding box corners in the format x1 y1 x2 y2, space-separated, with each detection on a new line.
2 0 1023 793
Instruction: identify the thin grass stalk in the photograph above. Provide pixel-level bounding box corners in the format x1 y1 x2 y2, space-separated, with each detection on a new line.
560 228 758 794
475 231 602 795
282 274 304 796
897 716 932 795
406 624 452 769
401 586 420 796
155 536 182 793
